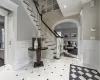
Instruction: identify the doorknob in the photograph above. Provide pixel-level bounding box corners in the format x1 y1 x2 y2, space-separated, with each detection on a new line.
9 41 11 45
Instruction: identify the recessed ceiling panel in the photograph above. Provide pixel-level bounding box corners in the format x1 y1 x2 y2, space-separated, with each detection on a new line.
57 0 82 17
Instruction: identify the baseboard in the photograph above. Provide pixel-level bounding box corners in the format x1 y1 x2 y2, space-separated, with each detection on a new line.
83 63 99 70
13 40 32 70
13 60 30 70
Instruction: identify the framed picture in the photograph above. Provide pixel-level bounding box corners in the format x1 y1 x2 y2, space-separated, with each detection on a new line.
71 33 77 38
64 33 69 38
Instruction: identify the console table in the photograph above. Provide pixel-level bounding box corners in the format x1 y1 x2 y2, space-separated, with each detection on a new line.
28 38 48 68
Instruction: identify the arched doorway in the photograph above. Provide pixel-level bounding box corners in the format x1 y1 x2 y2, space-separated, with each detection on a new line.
53 19 82 60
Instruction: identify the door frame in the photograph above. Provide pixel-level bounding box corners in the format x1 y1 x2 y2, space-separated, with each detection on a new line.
52 19 82 60
0 7 18 68
0 8 8 65
0 0 18 69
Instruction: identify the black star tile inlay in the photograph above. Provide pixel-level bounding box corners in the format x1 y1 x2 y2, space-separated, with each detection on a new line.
38 75 40 76
25 69 27 70
60 75 62 76
31 71 33 73
44 69 46 70
22 78 24 80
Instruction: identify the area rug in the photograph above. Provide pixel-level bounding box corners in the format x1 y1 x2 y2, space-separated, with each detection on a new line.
69 64 100 80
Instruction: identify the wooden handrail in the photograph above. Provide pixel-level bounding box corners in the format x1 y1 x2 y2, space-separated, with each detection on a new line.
32 0 61 38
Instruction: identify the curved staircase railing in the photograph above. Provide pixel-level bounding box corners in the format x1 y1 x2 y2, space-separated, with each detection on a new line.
23 0 61 38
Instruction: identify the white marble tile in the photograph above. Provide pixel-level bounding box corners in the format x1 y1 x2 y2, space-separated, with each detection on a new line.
78 71 84 75
94 75 100 80
0 57 82 80
71 73 77 78
79 76 86 80
84 68 89 72
86 73 92 77
91 70 98 74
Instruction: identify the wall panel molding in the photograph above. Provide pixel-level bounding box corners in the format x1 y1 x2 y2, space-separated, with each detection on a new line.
82 40 99 70
14 40 32 70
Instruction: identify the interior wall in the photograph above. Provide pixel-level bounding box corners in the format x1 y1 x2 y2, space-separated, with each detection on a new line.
43 10 80 31
82 0 99 40
9 0 38 69
82 0 99 70
11 0 37 41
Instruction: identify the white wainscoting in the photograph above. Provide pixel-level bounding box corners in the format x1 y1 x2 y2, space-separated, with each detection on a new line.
82 40 99 70
13 40 35 70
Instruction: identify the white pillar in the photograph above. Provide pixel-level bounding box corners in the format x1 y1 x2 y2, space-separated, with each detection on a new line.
56 37 61 58
61 38 64 53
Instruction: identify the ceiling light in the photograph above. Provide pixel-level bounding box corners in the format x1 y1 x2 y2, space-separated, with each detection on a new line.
64 5 67 8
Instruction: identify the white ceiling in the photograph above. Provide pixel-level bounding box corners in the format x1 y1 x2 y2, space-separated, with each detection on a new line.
57 0 92 17
55 22 77 30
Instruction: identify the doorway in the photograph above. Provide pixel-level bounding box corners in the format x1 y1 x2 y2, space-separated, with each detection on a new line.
53 19 81 60
55 22 78 58
0 15 5 66
0 8 14 67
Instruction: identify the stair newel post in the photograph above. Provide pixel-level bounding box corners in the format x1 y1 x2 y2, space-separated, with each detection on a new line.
56 37 61 58
32 38 36 49
61 37 64 53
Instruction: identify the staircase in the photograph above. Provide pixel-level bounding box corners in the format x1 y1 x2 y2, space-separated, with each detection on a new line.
41 33 57 59
21 0 61 59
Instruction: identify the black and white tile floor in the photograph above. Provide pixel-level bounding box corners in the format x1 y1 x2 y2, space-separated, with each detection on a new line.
0 57 99 80
69 64 100 80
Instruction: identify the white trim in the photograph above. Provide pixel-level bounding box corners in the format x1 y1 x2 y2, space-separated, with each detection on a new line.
0 0 18 12
52 19 80 30
13 59 30 70
52 19 81 60
13 40 32 70
82 40 99 70
0 8 8 65
0 0 18 69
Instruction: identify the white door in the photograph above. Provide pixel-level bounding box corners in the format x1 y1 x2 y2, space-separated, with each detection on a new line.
7 13 14 65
